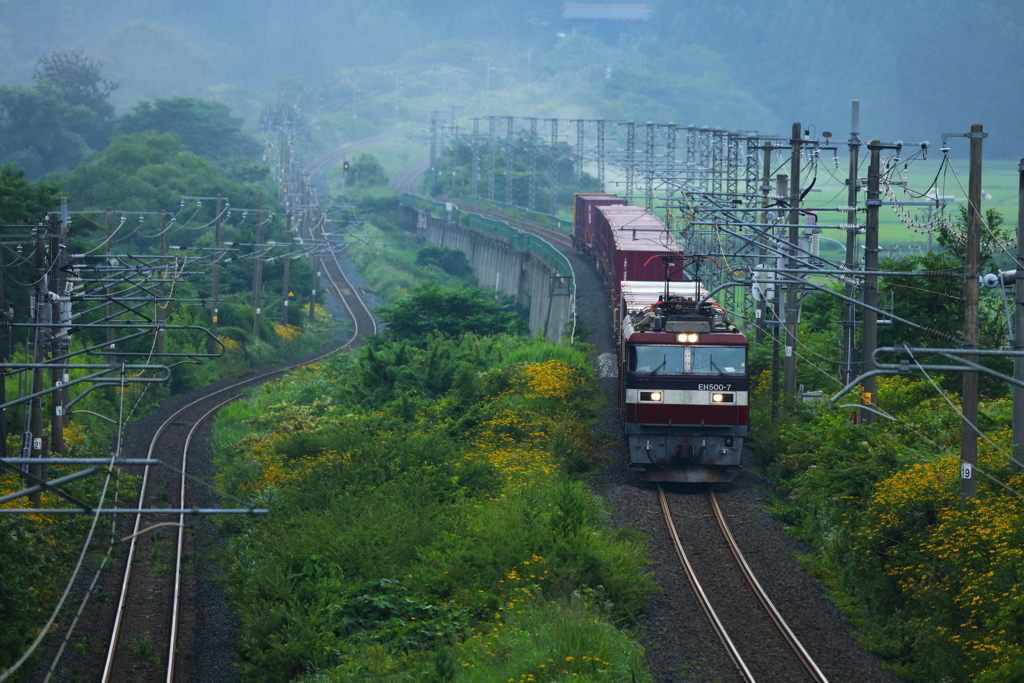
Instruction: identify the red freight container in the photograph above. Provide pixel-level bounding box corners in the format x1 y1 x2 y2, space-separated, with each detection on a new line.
572 193 626 247
593 204 684 312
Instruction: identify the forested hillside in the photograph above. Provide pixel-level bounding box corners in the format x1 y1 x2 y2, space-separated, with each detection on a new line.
3 0 1022 156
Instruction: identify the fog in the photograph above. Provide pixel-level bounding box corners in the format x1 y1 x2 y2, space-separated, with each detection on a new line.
1 0 1021 157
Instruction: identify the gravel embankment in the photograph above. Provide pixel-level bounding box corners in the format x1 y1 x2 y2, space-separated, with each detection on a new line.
559 242 904 683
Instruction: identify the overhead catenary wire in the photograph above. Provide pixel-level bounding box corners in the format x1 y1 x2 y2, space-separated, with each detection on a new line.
0 369 127 683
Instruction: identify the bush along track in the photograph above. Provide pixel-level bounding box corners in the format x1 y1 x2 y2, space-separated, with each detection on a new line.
212 333 655 682
748 372 1024 682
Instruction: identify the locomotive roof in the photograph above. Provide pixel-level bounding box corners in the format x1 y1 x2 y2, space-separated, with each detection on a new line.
621 280 707 312
598 205 681 254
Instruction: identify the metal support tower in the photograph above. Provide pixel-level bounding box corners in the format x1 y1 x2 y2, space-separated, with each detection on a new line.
550 119 559 215
625 121 636 203
528 117 538 211
488 116 497 200
506 116 514 204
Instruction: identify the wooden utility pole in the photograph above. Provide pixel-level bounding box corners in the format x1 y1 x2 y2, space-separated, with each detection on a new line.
861 143 882 425
755 141 772 346
212 194 222 343
1013 158 1024 466
253 191 264 340
961 123 985 501
784 123 801 397
842 101 862 385
771 173 788 419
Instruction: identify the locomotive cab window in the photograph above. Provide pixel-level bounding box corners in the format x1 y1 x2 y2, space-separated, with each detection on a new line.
690 347 746 375
629 346 685 373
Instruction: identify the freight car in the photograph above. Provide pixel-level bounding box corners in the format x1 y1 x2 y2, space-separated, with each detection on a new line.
572 194 684 322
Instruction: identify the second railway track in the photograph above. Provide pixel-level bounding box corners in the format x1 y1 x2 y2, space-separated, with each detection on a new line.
658 485 829 683
98 197 377 683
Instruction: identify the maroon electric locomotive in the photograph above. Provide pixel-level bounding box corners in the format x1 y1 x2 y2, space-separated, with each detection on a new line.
574 194 749 482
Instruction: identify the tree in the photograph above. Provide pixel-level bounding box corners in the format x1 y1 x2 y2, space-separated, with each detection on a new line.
115 97 262 164
33 49 118 119
0 85 91 177
346 152 389 190
0 164 61 223
879 208 1010 395
377 282 527 342
0 50 118 177
33 49 117 151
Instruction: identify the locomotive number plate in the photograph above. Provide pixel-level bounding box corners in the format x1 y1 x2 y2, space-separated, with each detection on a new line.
698 383 732 391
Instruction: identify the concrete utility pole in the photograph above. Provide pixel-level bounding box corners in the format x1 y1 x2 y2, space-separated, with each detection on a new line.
772 172 787 419
1014 158 1024 466
842 101 862 385
0 213 5 457
755 141 773 346
861 142 882 425
783 123 802 397
49 216 65 462
212 194 222 342
28 227 46 508
156 211 167 362
309 212 318 321
253 192 264 340
105 207 115 364
282 212 292 326
961 123 985 501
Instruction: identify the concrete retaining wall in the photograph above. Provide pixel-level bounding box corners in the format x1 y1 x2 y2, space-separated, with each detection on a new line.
405 206 573 342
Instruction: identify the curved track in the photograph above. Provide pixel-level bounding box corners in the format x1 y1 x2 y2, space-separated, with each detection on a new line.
100 169 377 683
392 159 431 195
658 485 829 683
444 197 573 249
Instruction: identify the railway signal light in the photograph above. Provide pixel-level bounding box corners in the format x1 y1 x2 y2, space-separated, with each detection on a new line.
343 160 350 171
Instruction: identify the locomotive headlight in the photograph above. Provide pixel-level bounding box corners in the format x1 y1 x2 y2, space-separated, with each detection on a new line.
712 393 724 402
649 391 662 401
640 391 663 402
676 333 700 343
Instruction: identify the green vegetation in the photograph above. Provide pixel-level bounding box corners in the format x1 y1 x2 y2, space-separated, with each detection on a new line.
748 374 1024 681
0 49 117 177
212 325 654 681
746 206 1023 681
429 134 601 214
377 282 527 342
0 426 141 671
115 96 263 173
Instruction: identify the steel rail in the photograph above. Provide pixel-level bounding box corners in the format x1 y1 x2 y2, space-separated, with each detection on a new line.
167 393 243 683
392 159 431 195
102 208 377 683
656 484 755 683
708 491 829 683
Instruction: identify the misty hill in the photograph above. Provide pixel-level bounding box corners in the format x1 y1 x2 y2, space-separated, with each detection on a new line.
0 0 1021 157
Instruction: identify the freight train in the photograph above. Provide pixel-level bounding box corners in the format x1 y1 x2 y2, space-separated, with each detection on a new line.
573 194 748 483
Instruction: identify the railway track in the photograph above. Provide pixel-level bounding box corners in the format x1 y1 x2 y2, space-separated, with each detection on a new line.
391 159 431 195
447 198 574 249
99 196 376 683
658 485 828 683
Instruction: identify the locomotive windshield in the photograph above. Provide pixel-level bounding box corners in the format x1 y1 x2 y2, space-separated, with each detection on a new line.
690 347 746 375
628 345 746 375
629 346 685 373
